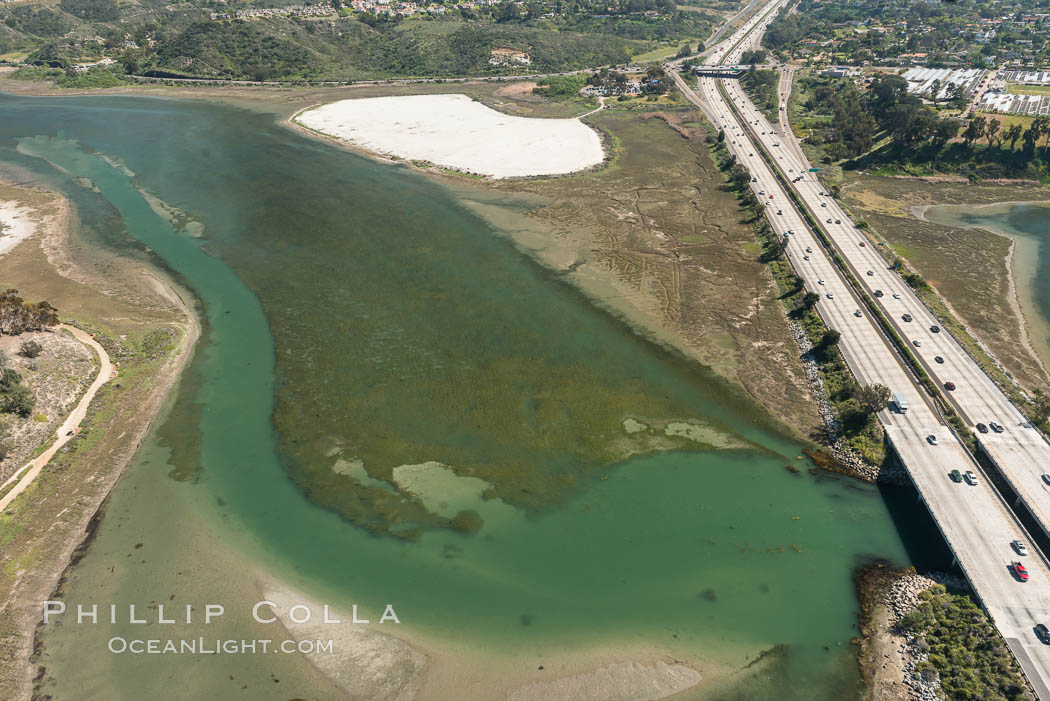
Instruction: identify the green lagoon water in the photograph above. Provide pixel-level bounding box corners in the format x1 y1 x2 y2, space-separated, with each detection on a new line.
0 93 925 699
927 201 1050 368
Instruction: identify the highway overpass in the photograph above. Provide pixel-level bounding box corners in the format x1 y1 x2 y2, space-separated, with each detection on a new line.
672 0 1050 695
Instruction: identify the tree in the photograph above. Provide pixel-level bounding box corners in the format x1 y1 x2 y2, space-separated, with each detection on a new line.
121 55 140 75
740 49 767 65
1 384 34 417
1037 117 1050 148
675 44 693 59
819 329 841 348
0 290 59 334
1023 125 1039 155
1005 123 1024 150
985 118 1000 147
728 162 751 188
801 291 820 309
963 116 985 148
1032 390 1050 426
856 383 891 416
643 65 667 95
27 42 69 69
762 237 788 262
0 369 33 417
928 79 942 102
496 2 520 22
0 417 11 461
19 339 42 358
932 119 958 147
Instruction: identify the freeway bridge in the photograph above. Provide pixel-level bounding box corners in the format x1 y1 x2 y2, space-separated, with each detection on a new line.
692 66 746 78
673 0 1050 695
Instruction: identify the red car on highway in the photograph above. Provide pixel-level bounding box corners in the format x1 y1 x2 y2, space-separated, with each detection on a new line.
1013 562 1030 582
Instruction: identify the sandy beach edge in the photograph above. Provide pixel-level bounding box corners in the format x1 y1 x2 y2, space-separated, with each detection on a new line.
0 201 40 257
915 199 1050 385
0 180 202 700
259 576 711 701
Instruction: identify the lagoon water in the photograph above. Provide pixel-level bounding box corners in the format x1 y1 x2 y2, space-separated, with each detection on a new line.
0 93 924 699
926 201 1050 371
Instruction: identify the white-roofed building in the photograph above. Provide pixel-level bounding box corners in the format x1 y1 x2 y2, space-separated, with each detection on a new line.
902 67 985 100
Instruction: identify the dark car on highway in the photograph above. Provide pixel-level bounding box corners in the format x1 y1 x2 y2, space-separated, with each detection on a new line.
934 356 944 364
902 314 912 322
944 382 956 391
1036 624 1050 644
976 423 988 433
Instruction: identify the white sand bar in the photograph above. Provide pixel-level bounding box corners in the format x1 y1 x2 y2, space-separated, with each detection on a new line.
0 202 37 257
296 94 604 178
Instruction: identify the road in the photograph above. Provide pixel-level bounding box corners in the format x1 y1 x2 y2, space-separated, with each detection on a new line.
671 1 1050 694
717 52 1050 545
0 325 114 512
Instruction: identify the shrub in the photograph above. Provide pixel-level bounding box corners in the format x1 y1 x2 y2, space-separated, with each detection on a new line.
899 585 1028 701
19 339 43 358
1 384 34 417
532 74 587 97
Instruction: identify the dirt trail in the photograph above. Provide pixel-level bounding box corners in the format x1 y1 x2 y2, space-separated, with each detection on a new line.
0 324 114 510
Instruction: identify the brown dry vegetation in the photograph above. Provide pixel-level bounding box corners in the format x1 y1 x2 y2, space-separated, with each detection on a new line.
0 70 599 119
0 182 196 701
841 174 1050 394
0 329 94 484
494 109 821 436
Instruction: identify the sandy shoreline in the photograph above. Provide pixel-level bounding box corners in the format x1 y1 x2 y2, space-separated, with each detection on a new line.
294 94 605 179
0 201 38 256
917 200 1050 383
0 180 201 700
1 179 712 700
262 577 709 701
0 87 865 699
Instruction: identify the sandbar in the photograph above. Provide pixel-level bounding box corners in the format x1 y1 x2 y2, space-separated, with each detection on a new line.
0 201 37 256
295 94 604 179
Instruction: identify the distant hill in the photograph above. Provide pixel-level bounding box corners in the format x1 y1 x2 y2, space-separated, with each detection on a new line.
0 0 723 81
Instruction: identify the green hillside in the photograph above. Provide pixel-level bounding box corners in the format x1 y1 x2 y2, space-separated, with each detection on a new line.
0 0 726 81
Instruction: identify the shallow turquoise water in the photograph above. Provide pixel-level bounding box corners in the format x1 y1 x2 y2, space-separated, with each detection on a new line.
0 93 917 698
926 201 1050 362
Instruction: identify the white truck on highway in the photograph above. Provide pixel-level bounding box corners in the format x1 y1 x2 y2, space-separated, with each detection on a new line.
892 392 908 414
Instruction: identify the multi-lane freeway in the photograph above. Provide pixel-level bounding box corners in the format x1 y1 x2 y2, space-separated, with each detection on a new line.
717 67 1050 545
670 1 1050 695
